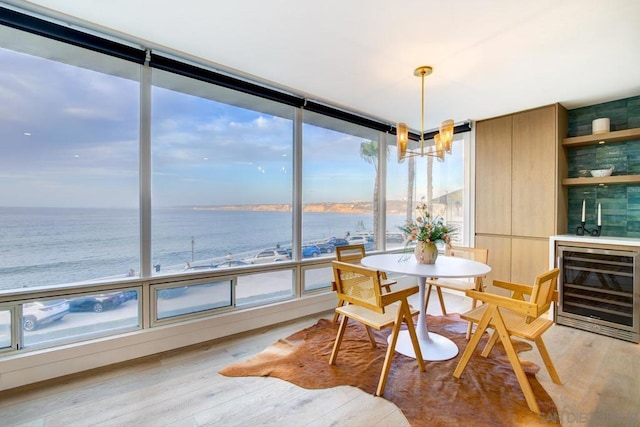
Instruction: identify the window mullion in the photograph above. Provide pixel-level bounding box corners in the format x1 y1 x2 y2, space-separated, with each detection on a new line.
139 51 152 278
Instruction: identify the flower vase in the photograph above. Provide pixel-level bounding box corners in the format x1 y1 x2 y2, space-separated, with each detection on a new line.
415 241 438 264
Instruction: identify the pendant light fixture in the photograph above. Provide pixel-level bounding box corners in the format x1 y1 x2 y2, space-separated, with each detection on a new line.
397 66 454 163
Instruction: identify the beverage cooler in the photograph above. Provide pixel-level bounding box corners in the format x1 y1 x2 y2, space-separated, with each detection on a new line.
557 245 640 343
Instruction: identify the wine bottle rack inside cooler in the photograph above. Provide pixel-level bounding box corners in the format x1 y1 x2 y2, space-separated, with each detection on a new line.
557 246 640 343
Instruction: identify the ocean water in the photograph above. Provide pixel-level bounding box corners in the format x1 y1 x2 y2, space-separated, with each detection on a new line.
0 207 405 291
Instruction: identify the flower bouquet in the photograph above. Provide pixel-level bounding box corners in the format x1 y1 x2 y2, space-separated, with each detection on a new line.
399 203 456 264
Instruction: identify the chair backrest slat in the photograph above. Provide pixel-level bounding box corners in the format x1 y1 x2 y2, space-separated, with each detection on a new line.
529 268 560 313
332 261 384 313
335 244 366 265
446 246 489 264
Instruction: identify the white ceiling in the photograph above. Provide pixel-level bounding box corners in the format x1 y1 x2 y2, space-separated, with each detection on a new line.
11 0 640 131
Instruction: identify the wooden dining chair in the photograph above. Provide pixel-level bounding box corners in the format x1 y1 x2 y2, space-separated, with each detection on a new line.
330 260 425 396
452 268 561 414
425 246 488 338
331 244 397 323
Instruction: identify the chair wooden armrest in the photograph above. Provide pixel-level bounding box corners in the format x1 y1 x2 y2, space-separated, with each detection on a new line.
380 285 419 306
466 290 542 318
493 280 533 295
491 280 558 305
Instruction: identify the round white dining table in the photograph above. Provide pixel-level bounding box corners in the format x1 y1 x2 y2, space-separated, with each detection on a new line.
361 253 491 361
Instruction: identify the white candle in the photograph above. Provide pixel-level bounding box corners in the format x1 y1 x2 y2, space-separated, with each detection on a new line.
598 203 601 226
581 200 586 222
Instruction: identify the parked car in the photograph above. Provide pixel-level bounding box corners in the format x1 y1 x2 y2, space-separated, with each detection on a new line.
68 292 126 313
122 290 138 301
22 300 69 331
284 244 322 258
250 248 290 264
316 237 349 253
347 236 368 245
302 244 321 258
158 286 189 299
184 262 214 271
386 232 405 243
214 260 249 268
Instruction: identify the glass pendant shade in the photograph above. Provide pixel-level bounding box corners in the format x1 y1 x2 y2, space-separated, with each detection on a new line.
396 122 409 163
439 119 454 154
434 133 444 153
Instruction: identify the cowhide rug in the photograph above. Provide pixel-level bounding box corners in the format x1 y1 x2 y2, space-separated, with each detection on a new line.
219 314 560 426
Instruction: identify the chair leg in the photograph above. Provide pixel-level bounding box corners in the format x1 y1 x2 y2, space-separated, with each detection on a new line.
535 337 562 384
329 316 349 365
376 310 403 396
492 311 541 414
465 322 474 340
453 306 493 379
481 330 499 357
436 286 447 315
375 302 424 397
402 302 425 372
332 300 345 323
365 326 377 348
466 280 483 339
465 302 477 340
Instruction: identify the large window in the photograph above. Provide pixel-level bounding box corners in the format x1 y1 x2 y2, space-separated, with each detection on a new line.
151 69 295 302
0 26 140 292
0 308 11 351
154 281 230 321
301 113 379 261
23 291 140 349
386 134 469 250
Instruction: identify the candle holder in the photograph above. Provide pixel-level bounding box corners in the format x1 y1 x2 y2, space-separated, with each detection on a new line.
576 221 601 236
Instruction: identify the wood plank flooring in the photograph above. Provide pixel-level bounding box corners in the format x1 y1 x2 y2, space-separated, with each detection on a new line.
0 291 638 426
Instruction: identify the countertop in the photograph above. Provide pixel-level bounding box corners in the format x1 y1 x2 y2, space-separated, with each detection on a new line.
550 234 640 247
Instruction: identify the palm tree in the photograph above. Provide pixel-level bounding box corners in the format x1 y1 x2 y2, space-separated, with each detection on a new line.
359 140 384 244
406 156 415 222
427 154 434 215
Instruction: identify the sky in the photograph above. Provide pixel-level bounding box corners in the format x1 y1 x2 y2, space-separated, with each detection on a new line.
0 44 463 209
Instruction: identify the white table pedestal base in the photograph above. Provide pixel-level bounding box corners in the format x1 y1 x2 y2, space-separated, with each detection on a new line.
388 330 459 361
387 275 459 361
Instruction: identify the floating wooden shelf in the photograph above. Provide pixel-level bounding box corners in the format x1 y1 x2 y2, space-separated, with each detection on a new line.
562 127 640 148
562 175 640 186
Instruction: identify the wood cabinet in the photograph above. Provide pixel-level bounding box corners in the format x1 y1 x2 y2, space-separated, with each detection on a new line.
512 107 558 237
475 235 511 295
475 116 511 235
475 104 568 287
511 237 549 284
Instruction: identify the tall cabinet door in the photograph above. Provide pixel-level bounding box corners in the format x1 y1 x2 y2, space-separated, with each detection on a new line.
476 235 511 295
511 106 557 237
475 116 512 235
511 237 549 284
475 104 565 286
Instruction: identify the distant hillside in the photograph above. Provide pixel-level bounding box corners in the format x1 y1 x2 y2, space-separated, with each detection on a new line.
193 200 410 214
191 192 462 215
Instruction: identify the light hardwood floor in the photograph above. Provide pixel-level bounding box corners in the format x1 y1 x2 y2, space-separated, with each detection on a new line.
0 291 638 426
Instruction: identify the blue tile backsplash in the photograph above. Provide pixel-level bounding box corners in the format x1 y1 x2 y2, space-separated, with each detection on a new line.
567 95 640 237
